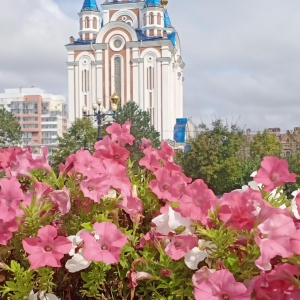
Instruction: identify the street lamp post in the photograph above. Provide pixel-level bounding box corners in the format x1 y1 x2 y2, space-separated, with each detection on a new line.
82 94 119 141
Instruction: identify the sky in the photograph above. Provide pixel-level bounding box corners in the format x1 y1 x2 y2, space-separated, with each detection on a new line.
0 0 300 132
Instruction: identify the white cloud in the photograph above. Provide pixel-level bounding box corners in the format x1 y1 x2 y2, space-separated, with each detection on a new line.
0 0 76 94
167 0 300 131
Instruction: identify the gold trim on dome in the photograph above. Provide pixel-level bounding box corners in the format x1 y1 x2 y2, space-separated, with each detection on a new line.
161 0 168 9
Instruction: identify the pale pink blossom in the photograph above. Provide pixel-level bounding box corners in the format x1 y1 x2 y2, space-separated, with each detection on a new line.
193 268 250 300
116 194 143 216
22 181 53 208
9 146 52 178
81 222 127 264
249 263 299 299
158 141 174 163
179 179 217 225
0 219 18 245
254 156 296 192
0 177 24 221
22 225 72 269
49 187 71 215
61 149 103 178
80 176 111 203
165 235 198 260
149 167 183 202
106 121 135 146
255 213 296 270
0 147 23 172
218 189 265 230
127 270 154 288
139 137 152 151
94 140 130 166
139 148 161 172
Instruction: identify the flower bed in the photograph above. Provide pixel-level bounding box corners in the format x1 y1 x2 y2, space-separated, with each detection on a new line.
0 121 300 299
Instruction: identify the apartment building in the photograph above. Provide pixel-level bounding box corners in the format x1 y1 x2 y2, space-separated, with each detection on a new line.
0 88 67 152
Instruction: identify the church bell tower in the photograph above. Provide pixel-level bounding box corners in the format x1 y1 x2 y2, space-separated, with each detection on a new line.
66 0 185 140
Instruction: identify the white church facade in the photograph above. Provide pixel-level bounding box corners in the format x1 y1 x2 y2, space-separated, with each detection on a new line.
66 0 184 140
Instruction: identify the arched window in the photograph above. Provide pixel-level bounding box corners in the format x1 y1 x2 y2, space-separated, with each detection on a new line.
85 17 89 28
114 57 122 98
93 17 97 29
157 13 162 25
149 13 154 25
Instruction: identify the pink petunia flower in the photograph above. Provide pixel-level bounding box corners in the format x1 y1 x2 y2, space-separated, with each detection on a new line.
254 213 296 270
0 219 18 245
158 141 174 163
165 235 198 260
139 148 162 172
179 179 217 225
0 177 24 221
80 176 111 203
254 156 296 192
139 138 152 151
80 222 127 264
193 268 250 300
116 194 143 217
0 147 23 172
94 142 130 166
218 189 265 230
49 187 71 215
249 263 299 299
149 167 184 202
22 225 72 269
10 146 52 178
106 121 135 146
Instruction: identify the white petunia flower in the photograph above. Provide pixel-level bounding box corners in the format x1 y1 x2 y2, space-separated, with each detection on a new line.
291 189 300 219
184 247 208 270
28 290 60 300
184 239 216 270
66 230 91 273
152 206 192 235
65 253 91 273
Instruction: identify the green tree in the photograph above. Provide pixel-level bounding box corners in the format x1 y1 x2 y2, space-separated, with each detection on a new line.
114 101 160 163
0 108 22 148
50 118 97 169
176 119 247 194
51 102 160 170
250 129 282 159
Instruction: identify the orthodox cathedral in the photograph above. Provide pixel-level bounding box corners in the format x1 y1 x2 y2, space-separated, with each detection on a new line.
66 0 184 140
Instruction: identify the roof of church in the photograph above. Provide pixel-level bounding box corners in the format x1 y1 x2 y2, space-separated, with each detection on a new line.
164 10 171 27
81 0 99 12
145 0 162 7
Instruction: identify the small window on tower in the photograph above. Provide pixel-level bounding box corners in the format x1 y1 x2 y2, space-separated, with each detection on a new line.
85 17 89 28
93 17 97 29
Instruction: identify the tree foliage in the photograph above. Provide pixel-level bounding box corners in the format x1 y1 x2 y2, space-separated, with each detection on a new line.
176 119 247 195
114 101 160 163
250 129 282 159
0 108 22 148
51 102 160 170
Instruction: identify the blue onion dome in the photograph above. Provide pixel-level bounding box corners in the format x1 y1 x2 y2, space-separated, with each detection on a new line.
81 0 99 12
164 10 171 27
145 0 162 7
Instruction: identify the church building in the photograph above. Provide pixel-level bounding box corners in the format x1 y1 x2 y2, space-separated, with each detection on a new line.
66 0 184 140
